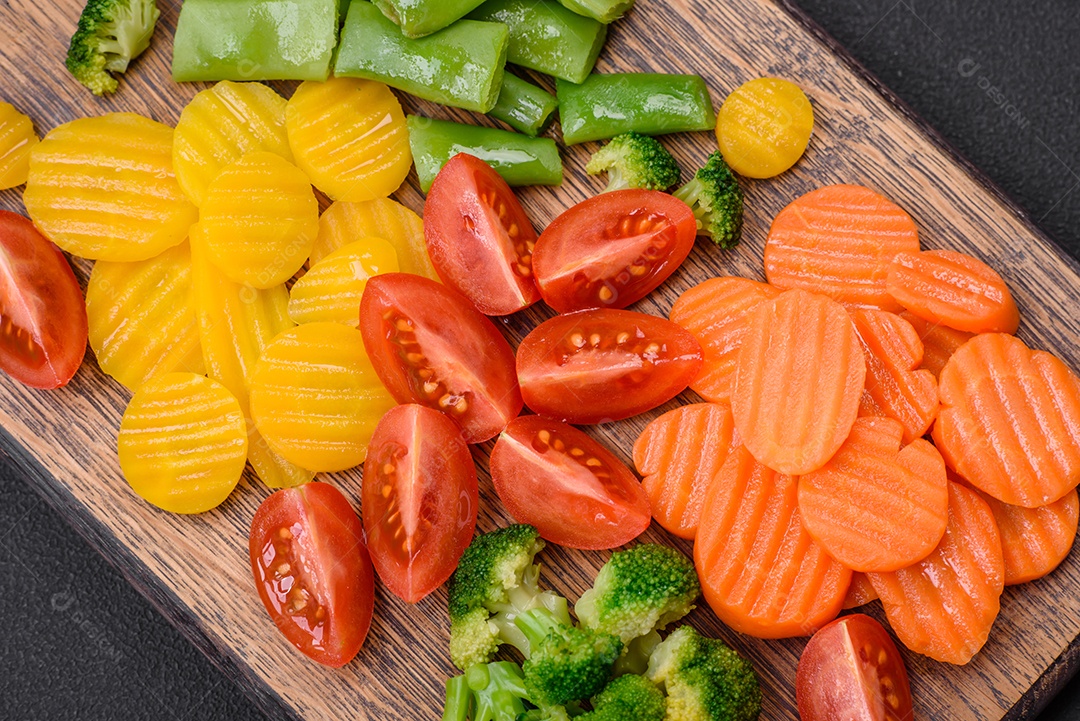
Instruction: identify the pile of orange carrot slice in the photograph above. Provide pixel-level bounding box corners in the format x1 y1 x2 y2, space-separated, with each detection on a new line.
638 183 1080 665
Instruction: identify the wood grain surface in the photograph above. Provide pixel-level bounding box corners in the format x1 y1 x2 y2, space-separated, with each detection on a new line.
2 0 1080 719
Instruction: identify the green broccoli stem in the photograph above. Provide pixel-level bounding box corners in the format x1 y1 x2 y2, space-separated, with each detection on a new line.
612 630 662 676
673 178 709 232
467 662 532 721
514 607 567 652
488 566 571 656
442 675 472 721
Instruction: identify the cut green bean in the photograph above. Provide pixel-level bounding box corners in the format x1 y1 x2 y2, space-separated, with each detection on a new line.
557 73 716 145
373 0 488 37
408 116 563 192
488 74 559 137
336 1 508 113
469 0 607 84
556 0 634 24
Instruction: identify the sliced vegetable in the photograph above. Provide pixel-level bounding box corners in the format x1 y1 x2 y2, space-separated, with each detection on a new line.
842 573 878 610
532 189 697 313
974 486 1078 586
408 116 563 192
172 0 338 81
516 309 703 424
490 415 651 549
312 198 437 280
422 153 541 315
0 211 87 389
558 73 715 145
716 77 813 179
0 102 38 189
66 0 160 95
732 288 866 476
336 2 508 113
556 0 633 23
362 404 478 603
899 310 974 379
488 73 560 137
359 273 523 443
373 0 486 37
585 132 680 193
288 238 399 327
469 0 607 84
672 151 744 248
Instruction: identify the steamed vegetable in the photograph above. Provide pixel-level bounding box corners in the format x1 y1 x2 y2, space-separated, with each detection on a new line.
489 74 560 137
585 132 680 192
66 0 160 95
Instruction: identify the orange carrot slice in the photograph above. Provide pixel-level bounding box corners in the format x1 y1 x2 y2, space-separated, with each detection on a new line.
933 333 1080 507
764 184 920 311
842 573 878 609
868 481 1004 665
669 277 781 404
797 416 949 572
899 310 974 379
850 309 939 444
975 486 1078 586
887 249 1020 334
695 444 852 638
732 288 866 475
633 403 736 539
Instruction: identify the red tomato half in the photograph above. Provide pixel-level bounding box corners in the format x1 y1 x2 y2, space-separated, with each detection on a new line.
532 190 697 313
424 153 541 316
249 482 375 667
0 210 87 388
490 415 651 549
517 309 703 424
363 404 479 603
797 614 914 721
359 273 523 443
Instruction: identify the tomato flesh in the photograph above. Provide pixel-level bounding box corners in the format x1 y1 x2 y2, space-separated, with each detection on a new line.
359 272 523 443
532 190 697 313
249 482 375 667
517 309 703 424
424 153 541 316
797 614 914 721
363 404 479 603
0 210 87 389
490 415 651 549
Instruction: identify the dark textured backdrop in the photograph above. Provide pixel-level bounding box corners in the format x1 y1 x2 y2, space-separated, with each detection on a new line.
1 1 1078 719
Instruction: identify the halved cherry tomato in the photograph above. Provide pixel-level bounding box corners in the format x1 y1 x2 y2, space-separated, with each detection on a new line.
532 190 697 313
359 273 523 443
362 404 479 603
490 415 651 549
249 482 375 667
424 153 541 316
796 614 914 721
517 309 703 424
0 210 87 389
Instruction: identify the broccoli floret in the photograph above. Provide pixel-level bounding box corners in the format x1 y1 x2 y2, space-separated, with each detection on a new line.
673 152 744 249
449 525 568 670
575 544 700 653
646 627 762 721
443 662 533 721
585 132 681 193
515 608 622 707
582 675 667 721
65 0 160 96
516 706 576 721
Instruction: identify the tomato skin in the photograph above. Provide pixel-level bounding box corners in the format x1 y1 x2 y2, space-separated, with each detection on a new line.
249 482 375 667
0 210 87 389
517 309 703 424
362 404 479 603
796 614 914 721
490 415 651 549
532 190 697 313
424 153 541 316
359 273 523 443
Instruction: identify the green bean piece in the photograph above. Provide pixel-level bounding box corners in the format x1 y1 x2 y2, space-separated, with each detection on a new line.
557 0 635 24
407 116 563 192
469 0 607 84
373 0 488 37
557 73 716 145
336 1 509 113
488 74 559 137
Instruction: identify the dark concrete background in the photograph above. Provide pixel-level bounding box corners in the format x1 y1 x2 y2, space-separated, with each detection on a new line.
1 1 1078 719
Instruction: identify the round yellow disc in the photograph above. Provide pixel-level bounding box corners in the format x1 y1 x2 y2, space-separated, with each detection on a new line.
716 77 814 179
0 101 38 189
288 237 399 327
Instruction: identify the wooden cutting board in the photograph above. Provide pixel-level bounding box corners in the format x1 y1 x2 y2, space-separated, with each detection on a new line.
3 0 1079 718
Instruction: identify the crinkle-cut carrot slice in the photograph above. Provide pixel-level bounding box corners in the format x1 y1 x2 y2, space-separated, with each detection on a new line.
842 573 878 609
668 277 780 404
899 310 974 379
887 249 1020 334
764 184 920 311
868 481 1004 665
933 333 1080 508
850 309 939 444
0 101 38 190
797 416 949 572
633 403 737 539
312 198 438 280
732 288 866 475
694 444 851 638
973 486 1078 586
